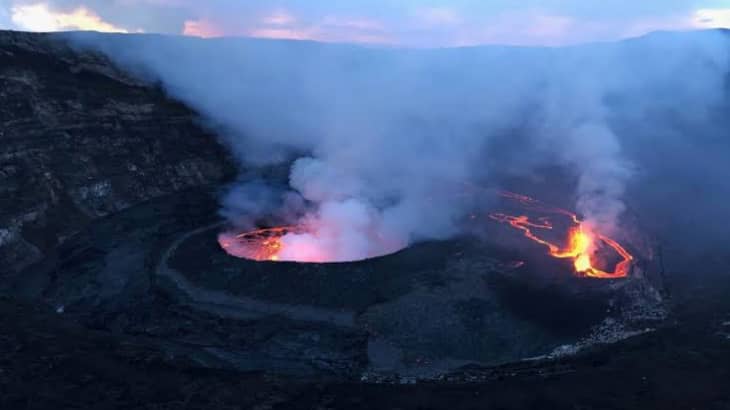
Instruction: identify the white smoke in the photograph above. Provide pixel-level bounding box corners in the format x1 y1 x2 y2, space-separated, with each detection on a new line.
537 74 633 233
64 30 730 260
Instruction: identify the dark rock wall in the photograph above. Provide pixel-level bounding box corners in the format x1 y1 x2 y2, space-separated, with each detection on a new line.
0 31 236 274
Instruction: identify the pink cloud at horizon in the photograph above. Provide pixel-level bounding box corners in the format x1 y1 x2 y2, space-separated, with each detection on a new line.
5 2 730 48
182 11 392 45
10 3 130 33
182 19 224 38
178 6 730 48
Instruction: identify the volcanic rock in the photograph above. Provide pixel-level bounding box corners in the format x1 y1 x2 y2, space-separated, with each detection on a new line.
0 30 235 275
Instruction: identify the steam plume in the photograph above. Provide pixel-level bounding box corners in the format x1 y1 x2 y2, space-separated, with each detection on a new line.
66 30 730 260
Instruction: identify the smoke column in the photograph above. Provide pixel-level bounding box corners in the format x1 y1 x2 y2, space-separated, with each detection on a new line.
66 30 730 261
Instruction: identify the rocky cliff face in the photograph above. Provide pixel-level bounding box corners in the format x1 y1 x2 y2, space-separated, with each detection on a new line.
0 31 235 274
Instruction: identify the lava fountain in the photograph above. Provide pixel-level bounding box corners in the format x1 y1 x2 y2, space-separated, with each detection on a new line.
489 192 633 279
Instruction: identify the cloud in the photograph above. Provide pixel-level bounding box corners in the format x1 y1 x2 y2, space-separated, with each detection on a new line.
248 26 315 41
320 15 383 31
245 9 315 41
181 11 389 44
3 1 729 46
182 18 222 38
465 10 577 47
694 8 730 28
10 2 129 32
413 7 462 26
262 9 296 26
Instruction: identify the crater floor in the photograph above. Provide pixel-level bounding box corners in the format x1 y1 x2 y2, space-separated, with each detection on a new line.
11 189 666 380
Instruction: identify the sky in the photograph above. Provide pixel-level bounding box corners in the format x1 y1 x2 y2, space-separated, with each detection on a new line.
0 0 729 47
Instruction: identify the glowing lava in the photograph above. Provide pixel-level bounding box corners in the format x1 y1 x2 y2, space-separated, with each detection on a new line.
490 192 633 279
218 226 299 262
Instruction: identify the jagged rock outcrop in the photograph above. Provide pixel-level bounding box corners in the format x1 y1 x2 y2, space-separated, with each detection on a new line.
0 31 236 274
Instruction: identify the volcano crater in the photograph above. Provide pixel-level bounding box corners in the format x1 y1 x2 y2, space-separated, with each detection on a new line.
158 207 665 377
18 190 666 380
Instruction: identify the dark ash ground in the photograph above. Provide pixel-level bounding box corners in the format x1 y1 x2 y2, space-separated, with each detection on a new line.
4 189 727 409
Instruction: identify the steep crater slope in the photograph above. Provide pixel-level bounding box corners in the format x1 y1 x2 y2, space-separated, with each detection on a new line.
0 31 235 274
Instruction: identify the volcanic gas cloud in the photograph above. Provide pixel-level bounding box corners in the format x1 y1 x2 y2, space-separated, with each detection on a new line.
70 30 729 268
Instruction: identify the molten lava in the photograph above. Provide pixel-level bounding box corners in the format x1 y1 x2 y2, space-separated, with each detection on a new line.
218 190 633 274
490 192 633 279
218 226 299 262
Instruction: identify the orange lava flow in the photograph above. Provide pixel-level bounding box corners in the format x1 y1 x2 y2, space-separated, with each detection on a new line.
490 192 633 279
218 226 299 262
